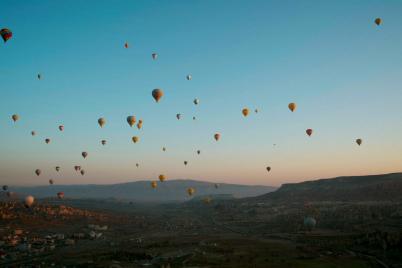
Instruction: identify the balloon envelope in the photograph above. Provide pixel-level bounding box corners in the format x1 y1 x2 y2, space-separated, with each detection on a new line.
0 28 12 42
98 118 106 128
11 114 19 122
152 89 163 102
288 103 297 112
24 195 34 207
127 116 136 127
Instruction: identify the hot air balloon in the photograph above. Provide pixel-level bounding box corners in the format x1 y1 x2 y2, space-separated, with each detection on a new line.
162 147 166 152
184 161 188 166
356 139 362 146
193 116 196 120
98 118 106 128
255 109 259 113
242 108 249 117
132 136 139 143
375 18 382 26
11 114 19 122
176 114 181 120
151 181 157 189
45 138 51 144
57 192 64 199
59 125 64 131
197 150 201 155
187 187 195 196
137 119 143 130
124 42 129 48
306 129 313 137
0 28 12 43
152 88 163 102
35 169 41 176
101 140 107 145
37 74 41 80
49 179 54 185
31 131 36 136
203 197 212 204
186 74 192 80
82 152 88 158
152 53 158 60
2 185 8 191
127 116 136 127
136 163 139 168
159 174 166 182
266 166 271 172
193 98 199 105
55 166 60 172
74 166 80 172
214 133 220 141
80 170 85 176
288 103 297 112
24 195 34 208
304 217 317 231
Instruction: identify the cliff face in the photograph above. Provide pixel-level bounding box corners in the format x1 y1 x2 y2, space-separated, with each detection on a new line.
254 173 402 203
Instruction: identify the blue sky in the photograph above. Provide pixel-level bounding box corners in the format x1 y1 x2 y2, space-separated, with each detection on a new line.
1 0 402 186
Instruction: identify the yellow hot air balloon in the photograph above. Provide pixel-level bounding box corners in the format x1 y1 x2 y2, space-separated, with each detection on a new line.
11 114 19 122
288 103 297 112
127 116 136 127
159 174 166 182
151 181 158 189
214 133 220 141
152 88 163 102
203 197 212 204
375 18 382 26
187 187 195 196
132 136 139 143
98 118 106 128
356 138 363 146
242 108 249 117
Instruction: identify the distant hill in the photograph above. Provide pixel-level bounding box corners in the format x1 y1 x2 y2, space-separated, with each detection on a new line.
6 180 276 202
251 173 402 203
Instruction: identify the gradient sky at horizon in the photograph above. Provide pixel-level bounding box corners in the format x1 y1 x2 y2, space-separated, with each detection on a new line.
1 0 402 187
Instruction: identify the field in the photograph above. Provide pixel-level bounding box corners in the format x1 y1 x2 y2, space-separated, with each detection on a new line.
2 198 401 267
